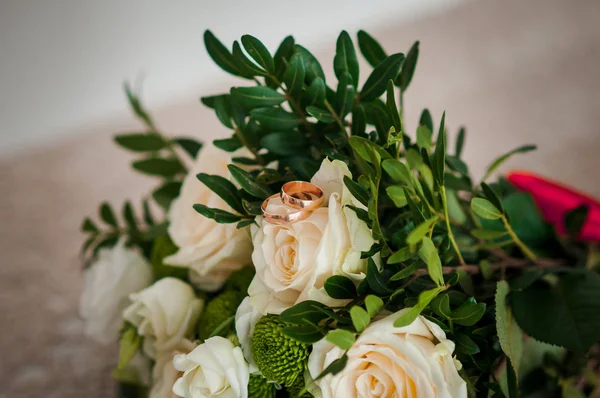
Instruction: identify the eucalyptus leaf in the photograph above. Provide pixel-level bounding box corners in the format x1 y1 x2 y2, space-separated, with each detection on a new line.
306 106 335 123
398 41 419 91
326 329 356 350
483 145 537 181
173 137 203 158
250 107 303 130
360 53 404 101
334 31 359 88
132 158 184 178
114 133 167 152
283 53 306 97
193 204 243 223
324 275 358 299
261 131 308 156
471 198 502 220
357 30 387 68
241 35 274 73
231 86 286 108
196 173 244 214
227 164 271 198
204 30 246 78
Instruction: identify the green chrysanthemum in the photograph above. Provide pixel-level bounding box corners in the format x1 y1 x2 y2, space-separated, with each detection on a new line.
197 290 244 340
248 374 276 398
225 265 255 295
252 315 310 387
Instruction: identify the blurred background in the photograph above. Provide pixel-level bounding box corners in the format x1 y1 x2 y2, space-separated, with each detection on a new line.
1 0 599 396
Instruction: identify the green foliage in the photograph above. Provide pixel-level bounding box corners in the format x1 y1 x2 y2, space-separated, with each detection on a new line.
224 266 255 294
248 374 276 398
197 290 244 340
252 315 310 387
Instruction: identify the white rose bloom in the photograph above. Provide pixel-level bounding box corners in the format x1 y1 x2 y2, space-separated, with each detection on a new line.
79 239 153 344
248 158 375 314
172 336 249 398
308 308 467 398
234 296 262 372
149 339 196 398
123 277 203 358
165 143 253 291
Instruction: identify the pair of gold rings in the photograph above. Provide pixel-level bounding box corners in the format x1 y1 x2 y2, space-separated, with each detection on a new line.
261 181 324 225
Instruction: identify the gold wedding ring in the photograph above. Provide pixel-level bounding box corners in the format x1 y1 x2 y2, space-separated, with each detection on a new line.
280 181 324 211
261 194 312 225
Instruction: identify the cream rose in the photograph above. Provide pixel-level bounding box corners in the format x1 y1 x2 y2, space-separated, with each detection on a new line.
308 308 467 398
165 143 253 291
234 296 262 371
79 239 153 344
172 336 249 398
248 158 375 314
149 339 196 398
123 277 203 358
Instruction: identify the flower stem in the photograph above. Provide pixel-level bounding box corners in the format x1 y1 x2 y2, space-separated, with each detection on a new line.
323 99 347 135
501 215 537 261
440 185 466 265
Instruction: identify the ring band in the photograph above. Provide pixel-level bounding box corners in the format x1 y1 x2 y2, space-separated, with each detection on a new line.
261 194 312 225
280 181 324 211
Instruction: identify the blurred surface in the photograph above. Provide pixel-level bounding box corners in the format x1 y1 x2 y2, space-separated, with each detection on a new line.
1 0 600 396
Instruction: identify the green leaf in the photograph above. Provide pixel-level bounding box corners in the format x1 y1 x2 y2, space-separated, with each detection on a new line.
432 111 446 186
418 236 444 287
343 176 370 207
271 36 295 82
306 106 335 123
398 41 419 91
483 145 537 181
236 219 255 229
305 77 326 106
227 164 271 199
386 185 408 208
282 324 324 344
416 125 432 150
231 40 267 77
335 73 355 118
315 354 348 380
114 133 167 152
382 159 412 185
366 258 393 295
152 181 182 210
213 136 242 152
280 300 329 325
334 31 359 88
496 280 523 378
471 198 502 220
204 30 246 78
357 30 387 68
100 202 118 228
283 53 306 97
350 306 370 332
118 327 141 369
452 302 486 326
481 182 505 214
142 199 154 225
326 329 356 350
471 229 508 240
261 131 307 156
431 294 452 319
419 109 434 133
214 95 233 128
406 216 439 246
455 127 465 157
250 107 302 130
390 262 418 280
294 45 326 83
324 275 357 299
241 35 274 73
132 158 184 177
454 332 480 356
173 137 202 158
81 218 98 233
231 86 286 108
509 271 600 352
193 204 242 224
351 104 366 136
124 82 154 128
360 53 404 101
196 173 244 214
394 287 443 327
365 295 384 317
386 80 402 132
564 205 589 237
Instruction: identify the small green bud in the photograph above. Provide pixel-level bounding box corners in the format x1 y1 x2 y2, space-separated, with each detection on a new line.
197 290 244 340
248 374 276 398
252 315 309 387
225 265 255 295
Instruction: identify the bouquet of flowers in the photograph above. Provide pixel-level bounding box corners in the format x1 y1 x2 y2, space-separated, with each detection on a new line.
79 29 600 398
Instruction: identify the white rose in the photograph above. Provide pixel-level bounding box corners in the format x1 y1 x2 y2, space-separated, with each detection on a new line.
149 339 196 398
79 239 153 344
308 308 467 398
172 336 250 398
248 158 375 314
234 296 263 372
123 277 203 358
165 143 253 291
